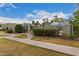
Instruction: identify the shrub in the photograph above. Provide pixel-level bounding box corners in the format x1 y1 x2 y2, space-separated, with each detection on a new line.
33 29 59 37
62 33 77 40
6 30 13 33
68 34 77 40
15 24 23 33
2 29 5 31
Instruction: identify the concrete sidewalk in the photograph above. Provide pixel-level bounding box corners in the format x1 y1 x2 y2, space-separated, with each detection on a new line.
0 33 79 56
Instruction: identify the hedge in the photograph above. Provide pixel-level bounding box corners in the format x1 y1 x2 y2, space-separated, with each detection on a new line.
15 24 23 33
68 34 77 40
33 29 59 37
6 30 13 33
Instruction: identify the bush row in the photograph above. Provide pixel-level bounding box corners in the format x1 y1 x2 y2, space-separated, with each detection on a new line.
68 34 77 39
6 30 13 33
33 29 59 37
62 33 78 40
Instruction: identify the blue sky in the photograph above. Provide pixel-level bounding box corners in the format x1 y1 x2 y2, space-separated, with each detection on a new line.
0 3 77 23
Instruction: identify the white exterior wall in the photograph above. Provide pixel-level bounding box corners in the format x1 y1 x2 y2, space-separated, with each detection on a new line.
63 24 71 35
1 23 17 32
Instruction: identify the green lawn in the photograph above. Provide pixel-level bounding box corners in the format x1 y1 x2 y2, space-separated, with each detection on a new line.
0 38 69 56
15 33 27 38
0 31 5 33
32 36 79 48
0 31 7 37
0 34 8 37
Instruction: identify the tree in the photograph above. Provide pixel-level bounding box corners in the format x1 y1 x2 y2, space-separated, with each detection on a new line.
42 18 45 29
0 25 1 27
32 20 40 25
50 20 53 23
32 21 35 25
42 18 49 24
71 10 79 37
51 15 64 23
42 18 49 29
53 15 59 22
42 18 45 23
59 18 64 22
35 21 39 25
50 15 59 22
15 24 23 33
45 18 49 24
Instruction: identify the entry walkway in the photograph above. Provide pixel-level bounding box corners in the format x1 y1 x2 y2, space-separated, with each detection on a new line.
0 33 79 56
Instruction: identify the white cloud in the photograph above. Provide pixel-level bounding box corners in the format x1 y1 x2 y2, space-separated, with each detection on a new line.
0 3 17 9
0 16 29 24
52 12 71 19
33 9 52 19
0 9 71 24
27 14 36 18
26 9 71 23
8 3 17 9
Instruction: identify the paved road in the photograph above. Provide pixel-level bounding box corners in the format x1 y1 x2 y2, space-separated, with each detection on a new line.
0 33 79 56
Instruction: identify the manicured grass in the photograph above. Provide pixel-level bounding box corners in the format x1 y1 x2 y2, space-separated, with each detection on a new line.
0 31 5 33
0 31 7 37
15 33 27 38
32 36 79 48
0 34 8 37
0 38 69 56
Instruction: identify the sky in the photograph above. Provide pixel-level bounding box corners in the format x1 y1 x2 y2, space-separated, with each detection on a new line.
0 3 77 23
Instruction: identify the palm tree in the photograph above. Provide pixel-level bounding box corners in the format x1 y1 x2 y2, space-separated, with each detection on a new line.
36 21 40 25
53 15 59 22
43 18 45 23
32 21 35 25
58 18 64 24
51 15 64 23
45 18 49 24
42 18 46 29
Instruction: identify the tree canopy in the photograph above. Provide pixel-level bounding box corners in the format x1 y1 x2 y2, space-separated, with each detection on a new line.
71 10 79 37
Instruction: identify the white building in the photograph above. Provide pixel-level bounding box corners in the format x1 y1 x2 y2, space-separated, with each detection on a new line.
0 23 29 32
